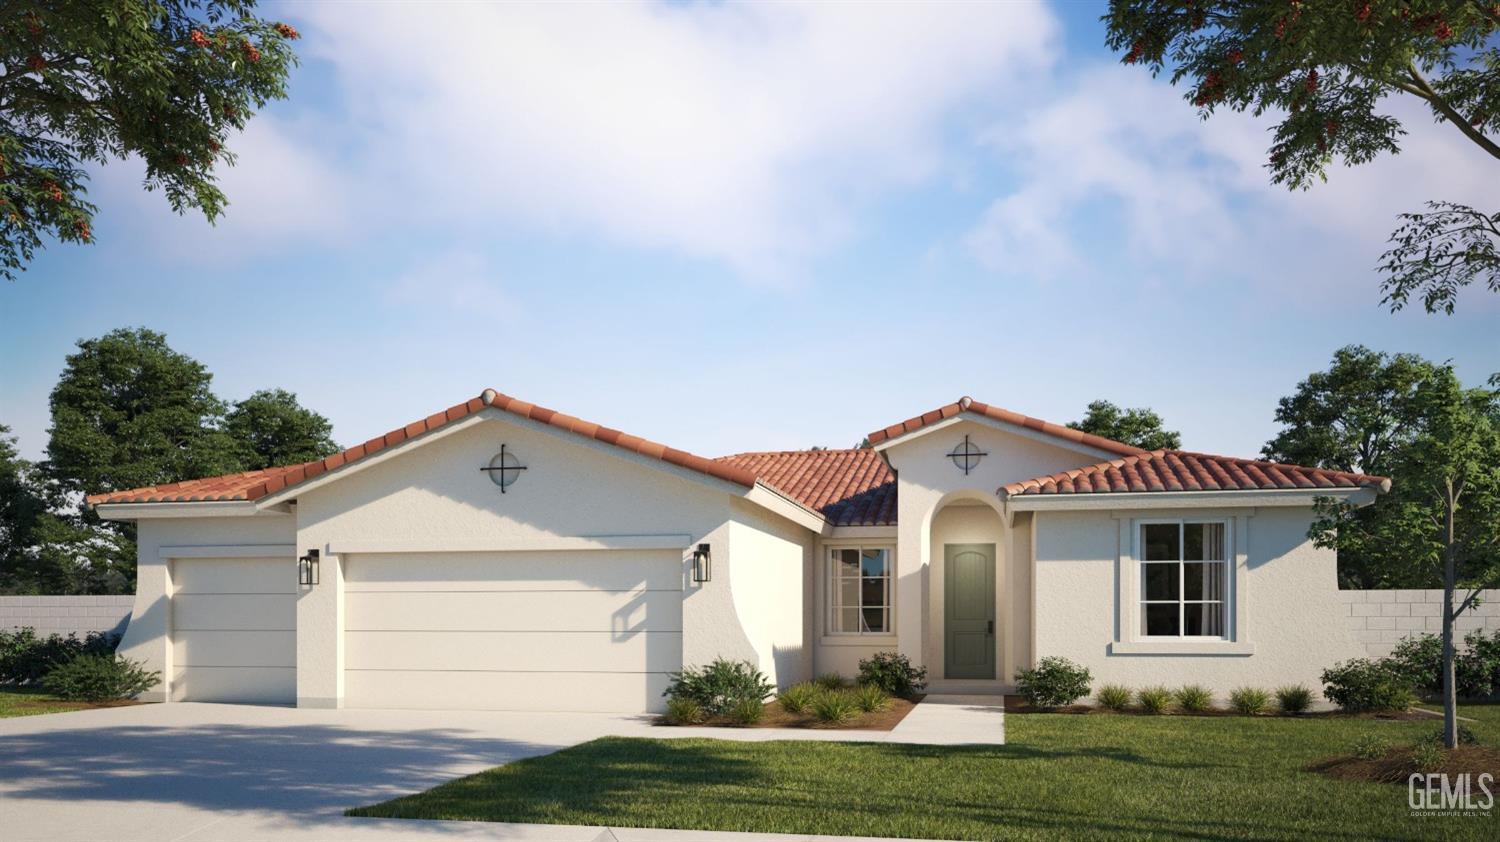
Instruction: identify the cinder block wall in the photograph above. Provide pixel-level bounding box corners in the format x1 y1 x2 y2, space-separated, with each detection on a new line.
0 596 134 639
1337 589 1500 657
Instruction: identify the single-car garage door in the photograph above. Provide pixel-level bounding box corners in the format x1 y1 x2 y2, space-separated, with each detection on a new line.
171 556 297 704
342 550 683 713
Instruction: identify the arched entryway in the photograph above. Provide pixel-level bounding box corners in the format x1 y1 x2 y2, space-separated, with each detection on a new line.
926 491 1010 687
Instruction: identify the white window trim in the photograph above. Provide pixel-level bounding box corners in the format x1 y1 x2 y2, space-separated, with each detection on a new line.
1136 517 1230 641
824 544 895 638
1110 513 1254 656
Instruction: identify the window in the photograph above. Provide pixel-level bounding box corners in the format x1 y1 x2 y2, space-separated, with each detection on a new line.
1139 521 1227 638
828 547 892 635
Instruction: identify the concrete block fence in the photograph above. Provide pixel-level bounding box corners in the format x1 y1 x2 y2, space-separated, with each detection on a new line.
0 596 133 639
1338 589 1500 658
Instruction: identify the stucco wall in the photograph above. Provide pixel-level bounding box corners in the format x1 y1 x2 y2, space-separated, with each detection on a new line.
1033 507 1363 696
0 596 133 638
1339 589 1500 658
726 498 814 688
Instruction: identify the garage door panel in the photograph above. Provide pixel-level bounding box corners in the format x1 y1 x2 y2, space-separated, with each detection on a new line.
345 589 681 632
175 630 295 669
343 670 673 713
345 550 682 592
172 557 296 594
344 630 682 673
174 593 296 631
171 666 295 704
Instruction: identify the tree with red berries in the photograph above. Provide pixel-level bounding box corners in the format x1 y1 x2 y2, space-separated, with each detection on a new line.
0 2 300 280
1106 1 1499 313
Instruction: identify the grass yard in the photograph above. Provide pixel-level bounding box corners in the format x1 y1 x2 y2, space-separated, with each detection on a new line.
350 707 1498 841
0 686 121 718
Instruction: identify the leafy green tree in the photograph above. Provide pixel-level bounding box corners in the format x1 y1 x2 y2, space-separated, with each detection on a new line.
1068 400 1182 450
45 327 242 496
1310 366 1500 748
1 1 301 280
0 424 46 592
1264 346 1441 587
225 388 338 470
1105 1 1500 312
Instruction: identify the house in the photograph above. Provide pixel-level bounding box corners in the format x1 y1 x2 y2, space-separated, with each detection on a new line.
89 389 1389 713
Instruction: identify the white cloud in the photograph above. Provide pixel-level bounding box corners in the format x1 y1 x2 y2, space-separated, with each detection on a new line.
286 0 1060 279
383 251 510 316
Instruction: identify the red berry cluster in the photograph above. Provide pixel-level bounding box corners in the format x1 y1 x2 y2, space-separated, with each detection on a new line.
73 219 91 242
42 181 62 202
175 153 189 167
241 40 261 63
1304 68 1319 93
1355 3 1372 24
274 23 300 40
190 29 210 49
1194 71 1225 107
1433 21 1454 41
26 53 45 72
1124 39 1145 64
1226 48 1244 65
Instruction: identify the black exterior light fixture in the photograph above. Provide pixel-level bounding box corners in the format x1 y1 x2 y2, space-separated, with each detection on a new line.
298 549 320 587
692 543 712 583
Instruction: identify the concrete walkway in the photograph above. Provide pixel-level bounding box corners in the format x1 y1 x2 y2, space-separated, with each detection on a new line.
0 698 1000 842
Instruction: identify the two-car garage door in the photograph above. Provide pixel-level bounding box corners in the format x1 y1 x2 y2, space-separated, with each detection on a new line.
342 550 683 713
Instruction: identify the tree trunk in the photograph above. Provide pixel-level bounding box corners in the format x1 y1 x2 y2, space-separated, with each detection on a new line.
1441 494 1459 750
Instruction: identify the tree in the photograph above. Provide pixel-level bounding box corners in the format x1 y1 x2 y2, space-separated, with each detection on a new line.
1 1 301 280
0 424 45 591
1264 345 1442 587
1105 1 1500 312
45 327 242 496
225 388 338 470
1068 399 1182 450
1310 366 1500 748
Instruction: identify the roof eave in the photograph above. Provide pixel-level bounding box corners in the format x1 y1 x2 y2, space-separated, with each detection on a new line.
1000 485 1383 512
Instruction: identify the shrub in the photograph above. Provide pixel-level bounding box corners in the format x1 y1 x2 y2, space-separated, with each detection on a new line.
1321 659 1416 712
1276 684 1314 714
1229 687 1271 715
41 654 158 702
1096 684 1132 711
777 682 820 715
857 651 927 699
1136 686 1172 715
1388 632 1496 699
1421 725 1478 746
0 628 118 685
664 659 774 716
811 690 860 725
815 672 846 691
1409 742 1445 773
1014 657 1092 708
1351 733 1391 760
1174 685 1214 713
665 697 704 725
853 683 892 713
728 698 764 725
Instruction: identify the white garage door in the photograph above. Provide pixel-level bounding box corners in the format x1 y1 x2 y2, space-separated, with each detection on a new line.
171 557 296 704
343 550 682 713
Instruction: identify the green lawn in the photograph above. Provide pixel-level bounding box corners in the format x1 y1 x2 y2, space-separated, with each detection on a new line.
348 708 1498 841
0 686 100 718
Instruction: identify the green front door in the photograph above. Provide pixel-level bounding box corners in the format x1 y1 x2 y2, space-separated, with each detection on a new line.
944 544 995 680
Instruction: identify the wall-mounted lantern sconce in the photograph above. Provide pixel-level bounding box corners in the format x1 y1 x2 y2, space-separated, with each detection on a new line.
692 543 712 583
298 549 320 587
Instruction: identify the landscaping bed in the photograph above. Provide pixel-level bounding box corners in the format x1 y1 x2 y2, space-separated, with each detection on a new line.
659 695 920 730
1309 745 1500 785
0 686 139 719
1003 694 1433 720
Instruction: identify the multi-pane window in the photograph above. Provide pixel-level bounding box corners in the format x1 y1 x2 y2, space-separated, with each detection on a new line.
1140 521 1227 638
829 547 891 635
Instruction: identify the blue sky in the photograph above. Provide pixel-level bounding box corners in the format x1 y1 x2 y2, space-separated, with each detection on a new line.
2 1 1496 464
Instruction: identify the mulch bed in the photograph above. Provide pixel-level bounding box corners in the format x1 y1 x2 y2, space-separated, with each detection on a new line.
658 696 921 731
1002 695 1433 720
1308 746 1500 785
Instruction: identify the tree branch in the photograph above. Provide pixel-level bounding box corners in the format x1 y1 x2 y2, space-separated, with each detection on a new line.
1407 62 1500 162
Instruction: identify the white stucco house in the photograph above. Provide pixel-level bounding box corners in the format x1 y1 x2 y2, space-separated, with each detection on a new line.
90 389 1389 713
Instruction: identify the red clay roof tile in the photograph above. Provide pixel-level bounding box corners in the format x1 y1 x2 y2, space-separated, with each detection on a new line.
866 396 1145 457
715 449 896 526
1000 450 1390 497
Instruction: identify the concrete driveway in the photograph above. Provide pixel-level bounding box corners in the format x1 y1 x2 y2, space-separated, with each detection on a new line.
0 701 982 841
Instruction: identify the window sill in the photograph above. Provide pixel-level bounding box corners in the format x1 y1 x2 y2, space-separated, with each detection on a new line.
820 635 898 648
1109 640 1255 656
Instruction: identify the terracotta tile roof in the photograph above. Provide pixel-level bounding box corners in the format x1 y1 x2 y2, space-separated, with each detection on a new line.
867 396 1145 457
88 389 758 506
716 449 896 526
1000 450 1392 497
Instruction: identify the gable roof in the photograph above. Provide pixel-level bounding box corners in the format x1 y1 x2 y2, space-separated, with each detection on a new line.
1000 450 1391 497
715 449 896 526
867 396 1145 457
88 389 757 506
